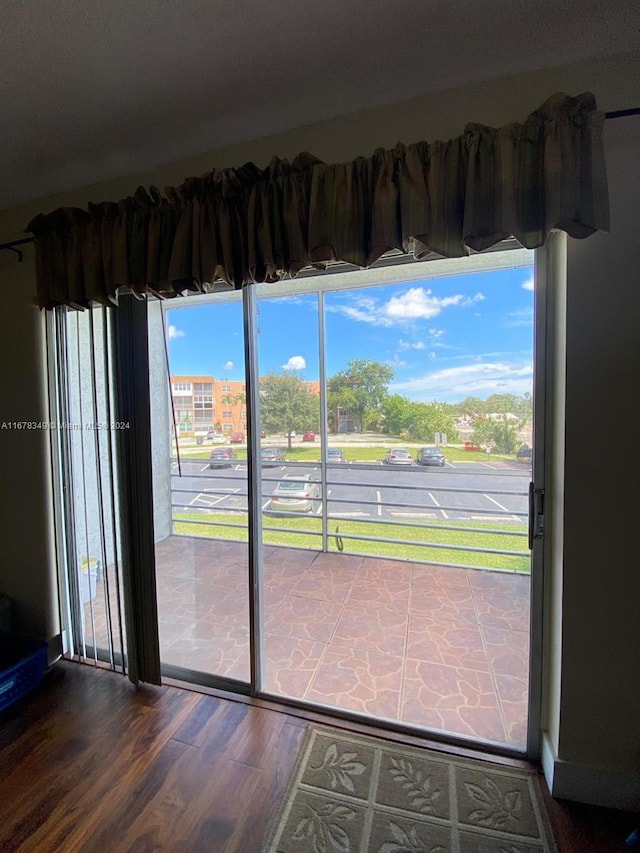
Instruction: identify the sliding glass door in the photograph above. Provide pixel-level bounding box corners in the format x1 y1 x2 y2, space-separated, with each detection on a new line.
54 243 544 756
248 255 536 750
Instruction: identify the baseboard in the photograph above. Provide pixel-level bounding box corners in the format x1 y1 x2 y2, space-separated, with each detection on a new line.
46 632 63 665
542 732 640 810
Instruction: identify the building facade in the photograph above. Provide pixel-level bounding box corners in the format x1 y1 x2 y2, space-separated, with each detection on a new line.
170 375 247 436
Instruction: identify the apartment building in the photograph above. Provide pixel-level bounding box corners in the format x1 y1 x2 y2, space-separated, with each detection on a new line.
170 376 320 436
170 375 246 435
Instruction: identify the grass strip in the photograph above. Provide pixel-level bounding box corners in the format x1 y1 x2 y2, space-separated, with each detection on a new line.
173 512 530 572
175 445 516 464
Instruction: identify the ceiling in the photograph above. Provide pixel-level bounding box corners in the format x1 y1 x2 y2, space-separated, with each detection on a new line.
1 0 638 209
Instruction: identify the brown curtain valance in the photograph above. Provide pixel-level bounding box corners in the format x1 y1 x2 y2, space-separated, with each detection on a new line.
27 92 609 310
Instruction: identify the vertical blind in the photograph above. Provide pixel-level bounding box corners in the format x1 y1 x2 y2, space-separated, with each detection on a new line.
49 299 161 684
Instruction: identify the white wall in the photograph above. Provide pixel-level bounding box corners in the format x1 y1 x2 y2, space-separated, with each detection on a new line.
1 48 638 808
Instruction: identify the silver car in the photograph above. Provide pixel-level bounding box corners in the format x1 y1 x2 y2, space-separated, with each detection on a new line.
384 447 413 466
270 474 321 513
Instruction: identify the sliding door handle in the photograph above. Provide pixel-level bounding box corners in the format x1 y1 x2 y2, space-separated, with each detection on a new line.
528 482 545 550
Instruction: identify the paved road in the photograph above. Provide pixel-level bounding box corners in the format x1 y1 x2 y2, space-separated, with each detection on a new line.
171 458 530 524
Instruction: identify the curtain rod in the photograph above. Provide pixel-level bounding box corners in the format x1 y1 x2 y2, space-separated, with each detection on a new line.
1 105 638 262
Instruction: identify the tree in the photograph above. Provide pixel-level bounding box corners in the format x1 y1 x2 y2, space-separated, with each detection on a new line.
221 392 246 433
382 394 413 435
406 401 458 443
327 359 394 433
485 393 522 414
471 414 521 454
259 373 319 449
454 396 488 418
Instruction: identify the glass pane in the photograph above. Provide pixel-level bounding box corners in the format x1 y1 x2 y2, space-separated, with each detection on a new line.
252 258 534 750
150 296 250 681
255 290 326 695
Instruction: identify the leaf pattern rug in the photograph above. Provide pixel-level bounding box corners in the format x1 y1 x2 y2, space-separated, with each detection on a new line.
262 726 558 853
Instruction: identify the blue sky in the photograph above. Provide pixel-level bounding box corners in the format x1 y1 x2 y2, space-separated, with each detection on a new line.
166 265 534 403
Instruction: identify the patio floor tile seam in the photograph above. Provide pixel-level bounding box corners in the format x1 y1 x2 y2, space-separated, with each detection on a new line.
468 577 516 744
397 596 414 722
301 641 405 722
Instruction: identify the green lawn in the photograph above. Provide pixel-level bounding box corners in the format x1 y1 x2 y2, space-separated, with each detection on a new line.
176 443 514 464
173 512 530 572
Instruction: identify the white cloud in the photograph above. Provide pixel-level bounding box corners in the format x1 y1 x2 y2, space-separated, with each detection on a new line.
329 297 386 326
223 360 234 371
461 292 486 307
167 324 185 340
398 338 426 351
385 288 463 320
386 355 408 368
327 287 484 327
282 355 306 370
522 275 535 291
390 361 533 402
428 328 444 339
506 307 534 328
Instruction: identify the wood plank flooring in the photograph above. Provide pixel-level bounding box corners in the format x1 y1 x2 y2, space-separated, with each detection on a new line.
0 661 636 852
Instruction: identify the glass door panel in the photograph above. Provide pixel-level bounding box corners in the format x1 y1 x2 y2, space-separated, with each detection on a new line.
150 295 250 681
254 290 326 697
252 258 535 750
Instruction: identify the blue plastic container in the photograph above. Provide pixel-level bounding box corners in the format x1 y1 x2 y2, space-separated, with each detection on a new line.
0 634 48 713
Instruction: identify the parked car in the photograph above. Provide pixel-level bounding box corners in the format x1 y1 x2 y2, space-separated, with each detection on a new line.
207 429 226 443
384 447 413 466
229 432 245 443
269 474 321 513
260 447 287 466
326 448 346 464
464 441 482 452
209 447 237 468
416 446 446 467
302 431 316 442
516 444 532 462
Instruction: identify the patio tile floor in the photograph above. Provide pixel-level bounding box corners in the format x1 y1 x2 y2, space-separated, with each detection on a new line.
85 536 530 749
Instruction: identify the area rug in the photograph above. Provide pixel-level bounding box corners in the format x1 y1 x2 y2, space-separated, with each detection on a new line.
262 726 558 852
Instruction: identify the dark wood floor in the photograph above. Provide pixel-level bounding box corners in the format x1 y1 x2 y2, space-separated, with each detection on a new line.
0 661 636 852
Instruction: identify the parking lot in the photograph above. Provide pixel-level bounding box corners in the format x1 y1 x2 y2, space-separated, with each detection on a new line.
171 457 529 524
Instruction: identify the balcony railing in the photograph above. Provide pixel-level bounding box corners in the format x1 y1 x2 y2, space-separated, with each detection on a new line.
171 460 530 573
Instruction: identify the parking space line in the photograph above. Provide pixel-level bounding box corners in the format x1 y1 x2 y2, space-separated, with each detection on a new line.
200 464 209 472
484 493 520 521
376 490 382 517
190 492 230 508
261 499 271 510
390 511 438 518
428 491 448 520
484 494 510 512
445 461 456 468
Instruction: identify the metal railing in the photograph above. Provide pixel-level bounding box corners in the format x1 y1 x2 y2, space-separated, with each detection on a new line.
170 461 531 573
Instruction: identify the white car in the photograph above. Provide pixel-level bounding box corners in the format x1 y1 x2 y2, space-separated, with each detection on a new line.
208 430 227 443
384 447 413 466
269 474 321 513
